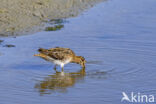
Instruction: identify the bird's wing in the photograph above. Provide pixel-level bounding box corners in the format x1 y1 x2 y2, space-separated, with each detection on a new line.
47 48 75 60
50 47 75 54
48 51 65 60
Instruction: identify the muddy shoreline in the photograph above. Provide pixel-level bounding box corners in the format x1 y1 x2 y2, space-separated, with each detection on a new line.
0 0 104 37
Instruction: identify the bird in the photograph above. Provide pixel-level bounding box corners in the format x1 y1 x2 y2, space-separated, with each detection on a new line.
34 47 86 71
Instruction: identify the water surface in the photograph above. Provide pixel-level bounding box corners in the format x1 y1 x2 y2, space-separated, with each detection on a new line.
0 0 156 104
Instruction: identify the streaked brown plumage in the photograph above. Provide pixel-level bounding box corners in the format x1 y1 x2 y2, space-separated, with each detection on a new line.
34 47 86 70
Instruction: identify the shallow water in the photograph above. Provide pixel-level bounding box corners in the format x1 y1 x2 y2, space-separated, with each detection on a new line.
0 0 156 104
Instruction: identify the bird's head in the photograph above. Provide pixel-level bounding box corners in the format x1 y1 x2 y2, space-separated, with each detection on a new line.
73 56 86 68
34 48 48 58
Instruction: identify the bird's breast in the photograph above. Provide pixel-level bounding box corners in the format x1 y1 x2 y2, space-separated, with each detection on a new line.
46 56 72 65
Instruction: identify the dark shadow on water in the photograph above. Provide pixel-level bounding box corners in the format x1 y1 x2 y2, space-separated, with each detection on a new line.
3 44 15 48
0 40 4 44
0 39 15 48
49 19 67 25
45 25 64 31
35 68 86 95
45 19 66 31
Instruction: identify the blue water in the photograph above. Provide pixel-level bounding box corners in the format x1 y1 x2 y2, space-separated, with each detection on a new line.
0 0 156 104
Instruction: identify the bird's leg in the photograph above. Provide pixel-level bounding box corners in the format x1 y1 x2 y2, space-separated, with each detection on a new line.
61 67 64 72
54 65 57 70
61 66 64 76
61 64 64 72
54 65 59 73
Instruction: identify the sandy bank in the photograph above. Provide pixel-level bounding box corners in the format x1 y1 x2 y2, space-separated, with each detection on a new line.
0 0 104 37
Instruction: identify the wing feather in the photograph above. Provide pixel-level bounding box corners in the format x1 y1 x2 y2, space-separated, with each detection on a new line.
45 47 75 60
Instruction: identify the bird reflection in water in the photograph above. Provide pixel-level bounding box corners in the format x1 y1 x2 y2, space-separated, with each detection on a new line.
35 68 85 95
